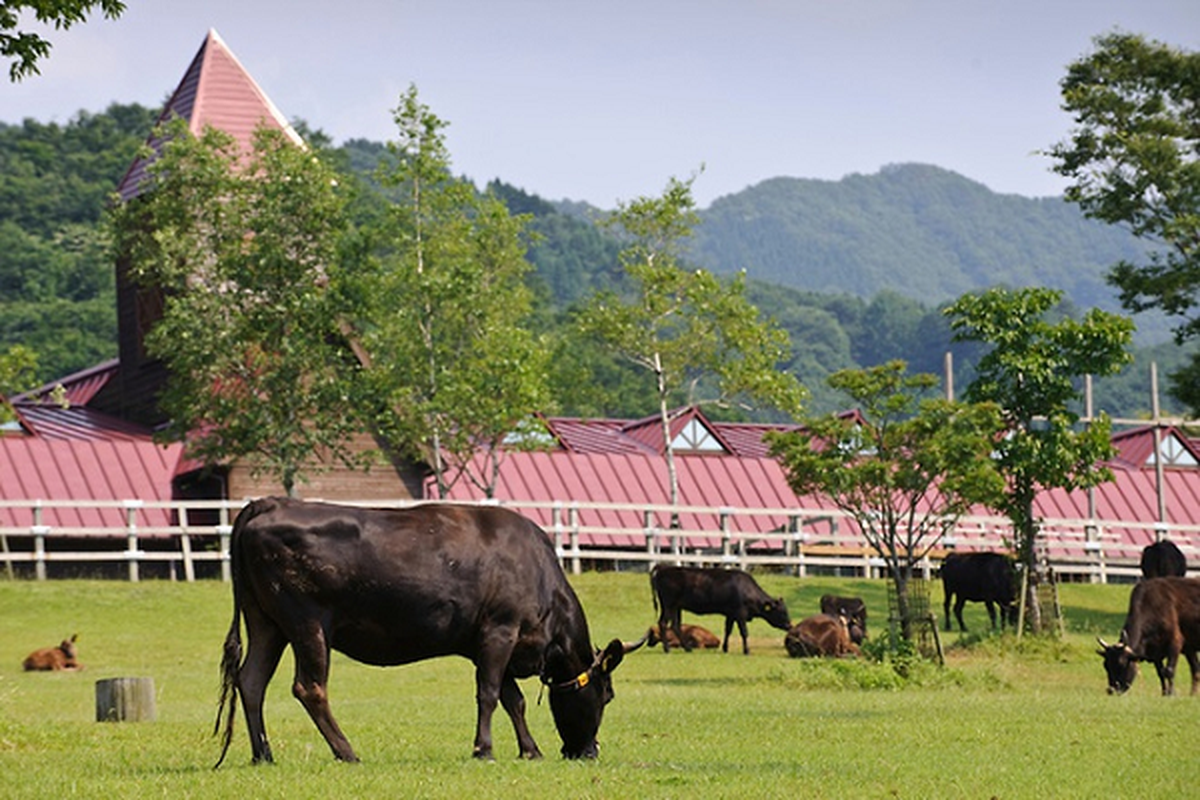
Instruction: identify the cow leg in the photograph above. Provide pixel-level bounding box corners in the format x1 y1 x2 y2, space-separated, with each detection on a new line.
472 628 520 759
1154 657 1176 696
657 609 676 652
291 624 358 762
984 601 998 629
722 617 734 653
238 608 288 764
1185 651 1200 696
499 674 541 759
736 617 750 655
943 594 953 631
953 598 968 631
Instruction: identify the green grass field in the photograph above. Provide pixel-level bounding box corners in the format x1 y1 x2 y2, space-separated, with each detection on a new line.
1 572 1196 798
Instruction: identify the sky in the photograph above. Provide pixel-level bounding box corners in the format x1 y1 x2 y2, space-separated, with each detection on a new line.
3 1 1198 209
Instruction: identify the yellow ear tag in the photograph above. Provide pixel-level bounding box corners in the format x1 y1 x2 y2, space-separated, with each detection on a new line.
575 671 590 688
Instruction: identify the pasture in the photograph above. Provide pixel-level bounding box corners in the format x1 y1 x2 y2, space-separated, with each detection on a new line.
2 572 1197 798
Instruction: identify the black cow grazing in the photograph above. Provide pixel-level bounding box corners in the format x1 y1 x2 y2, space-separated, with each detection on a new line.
819 594 867 644
650 565 791 654
1140 539 1187 579
1097 577 1200 696
941 551 1017 632
784 614 861 658
214 497 642 765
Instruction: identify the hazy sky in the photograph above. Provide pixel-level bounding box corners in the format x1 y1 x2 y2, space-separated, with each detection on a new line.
4 1 1198 208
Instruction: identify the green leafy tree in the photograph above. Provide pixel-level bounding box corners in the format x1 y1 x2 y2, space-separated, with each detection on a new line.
944 287 1134 630
2 0 125 80
354 86 551 498
108 119 363 496
768 360 1004 640
1047 32 1200 411
0 343 39 422
577 174 807 517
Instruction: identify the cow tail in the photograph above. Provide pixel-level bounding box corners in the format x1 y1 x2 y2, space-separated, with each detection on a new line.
213 499 267 768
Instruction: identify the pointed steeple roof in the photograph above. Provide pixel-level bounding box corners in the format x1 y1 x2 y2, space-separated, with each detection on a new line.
117 29 304 201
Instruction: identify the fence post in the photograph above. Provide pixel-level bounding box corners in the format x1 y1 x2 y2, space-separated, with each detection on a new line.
569 504 581 576
178 506 195 583
124 500 142 582
643 509 658 566
217 503 233 583
552 502 564 568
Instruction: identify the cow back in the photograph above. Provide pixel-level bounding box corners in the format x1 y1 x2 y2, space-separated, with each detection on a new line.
1141 540 1187 579
1124 577 1200 659
233 498 590 670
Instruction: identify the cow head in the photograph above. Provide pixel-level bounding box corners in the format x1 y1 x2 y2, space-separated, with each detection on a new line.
761 597 792 631
61 633 79 661
545 637 642 759
1096 636 1139 694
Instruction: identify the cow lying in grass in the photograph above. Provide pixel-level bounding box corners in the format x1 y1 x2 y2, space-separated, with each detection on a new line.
784 615 861 658
22 634 82 671
645 622 721 650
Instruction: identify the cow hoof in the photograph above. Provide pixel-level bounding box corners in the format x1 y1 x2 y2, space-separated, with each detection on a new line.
472 748 495 761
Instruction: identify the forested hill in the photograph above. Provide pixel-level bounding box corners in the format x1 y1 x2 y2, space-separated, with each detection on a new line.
687 163 1149 312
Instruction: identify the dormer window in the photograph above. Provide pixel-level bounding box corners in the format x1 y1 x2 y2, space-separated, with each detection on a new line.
671 418 725 453
1152 432 1198 468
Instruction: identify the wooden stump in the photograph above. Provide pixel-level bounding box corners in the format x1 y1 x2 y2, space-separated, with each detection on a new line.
95 677 156 722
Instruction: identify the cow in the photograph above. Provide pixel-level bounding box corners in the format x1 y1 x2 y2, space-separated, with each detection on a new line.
1140 539 1187 579
644 622 721 650
784 614 861 658
1097 577 1200 696
819 594 867 644
213 497 642 766
650 565 791 654
22 634 82 671
940 551 1017 632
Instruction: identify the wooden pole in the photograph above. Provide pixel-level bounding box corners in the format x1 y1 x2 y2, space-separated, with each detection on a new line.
95 677 156 722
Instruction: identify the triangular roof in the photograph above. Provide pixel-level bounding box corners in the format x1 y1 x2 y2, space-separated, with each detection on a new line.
117 28 303 201
1110 425 1200 470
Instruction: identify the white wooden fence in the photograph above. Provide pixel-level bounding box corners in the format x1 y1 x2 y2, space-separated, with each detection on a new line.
1 497 1196 583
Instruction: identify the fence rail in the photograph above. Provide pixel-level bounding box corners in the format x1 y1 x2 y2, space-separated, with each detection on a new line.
1 497 1197 583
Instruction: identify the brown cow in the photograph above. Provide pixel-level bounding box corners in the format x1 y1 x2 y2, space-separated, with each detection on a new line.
784 614 861 658
645 623 721 650
22 634 82 671
1097 577 1200 696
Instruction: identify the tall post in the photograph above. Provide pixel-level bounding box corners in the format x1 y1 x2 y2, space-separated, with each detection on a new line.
1151 363 1168 529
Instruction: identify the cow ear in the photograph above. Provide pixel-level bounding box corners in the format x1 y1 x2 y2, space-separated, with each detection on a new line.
598 638 626 675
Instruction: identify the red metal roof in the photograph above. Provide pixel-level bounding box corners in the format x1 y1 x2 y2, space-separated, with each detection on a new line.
0 436 184 528
117 29 304 201
14 359 118 407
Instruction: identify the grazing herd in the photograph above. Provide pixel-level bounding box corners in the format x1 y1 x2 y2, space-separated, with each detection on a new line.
18 495 1197 767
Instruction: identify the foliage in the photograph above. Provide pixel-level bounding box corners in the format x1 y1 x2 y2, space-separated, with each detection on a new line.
0 342 38 421
0 104 155 380
352 86 552 497
769 360 1004 636
576 173 807 508
0 103 1188 422
107 119 364 495
691 163 1150 312
1047 32 1200 413
945 287 1134 629
1 0 125 80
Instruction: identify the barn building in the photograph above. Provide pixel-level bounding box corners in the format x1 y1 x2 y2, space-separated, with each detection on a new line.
3 29 1199 580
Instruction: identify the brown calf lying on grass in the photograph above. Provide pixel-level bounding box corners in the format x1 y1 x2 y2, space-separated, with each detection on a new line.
784 614 861 658
646 622 722 650
22 634 82 671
